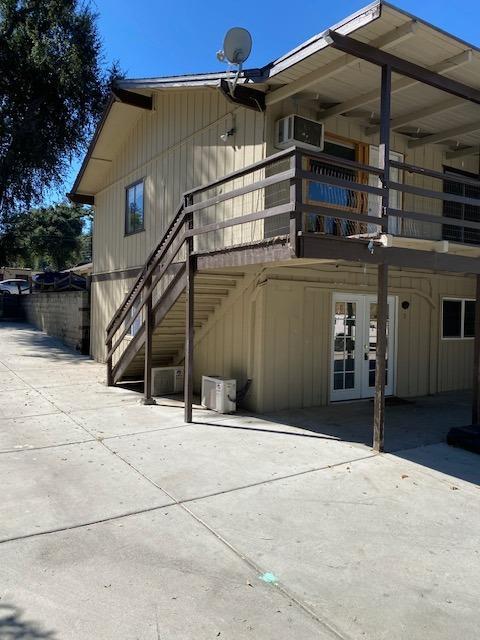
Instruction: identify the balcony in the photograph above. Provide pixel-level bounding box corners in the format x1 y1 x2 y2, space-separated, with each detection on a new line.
185 146 480 272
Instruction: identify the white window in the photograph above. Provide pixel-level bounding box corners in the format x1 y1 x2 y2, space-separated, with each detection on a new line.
442 298 475 339
125 180 145 235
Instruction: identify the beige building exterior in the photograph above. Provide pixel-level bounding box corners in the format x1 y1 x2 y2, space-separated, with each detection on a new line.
70 1 480 427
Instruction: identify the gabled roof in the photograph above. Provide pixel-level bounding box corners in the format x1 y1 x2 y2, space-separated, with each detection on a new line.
71 0 480 199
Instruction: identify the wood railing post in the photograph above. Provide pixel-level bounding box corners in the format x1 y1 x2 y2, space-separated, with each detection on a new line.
106 337 113 386
379 63 391 234
472 274 480 425
373 263 388 452
184 196 195 423
143 275 155 405
289 149 303 257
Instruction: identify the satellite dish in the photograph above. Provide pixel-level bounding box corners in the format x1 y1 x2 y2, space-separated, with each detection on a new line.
216 27 252 97
222 27 252 65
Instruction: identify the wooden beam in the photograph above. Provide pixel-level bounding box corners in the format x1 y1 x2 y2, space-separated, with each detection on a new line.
112 87 153 110
473 275 480 425
195 237 292 270
379 64 391 222
142 276 155 405
219 80 266 111
408 120 480 148
67 192 95 206
365 96 462 136
373 263 388 452
320 48 472 120
184 200 194 424
265 21 418 107
299 235 480 274
327 33 480 105
446 145 480 160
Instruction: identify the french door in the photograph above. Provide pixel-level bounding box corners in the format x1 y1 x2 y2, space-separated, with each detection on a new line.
331 293 397 402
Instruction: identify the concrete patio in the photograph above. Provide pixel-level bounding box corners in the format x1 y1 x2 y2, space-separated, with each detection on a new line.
1 322 479 639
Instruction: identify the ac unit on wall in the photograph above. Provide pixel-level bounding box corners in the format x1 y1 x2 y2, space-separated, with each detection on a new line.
201 375 236 414
275 114 325 152
151 366 184 396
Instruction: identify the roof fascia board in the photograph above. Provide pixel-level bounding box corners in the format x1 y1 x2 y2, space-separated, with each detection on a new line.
69 94 115 198
263 0 381 79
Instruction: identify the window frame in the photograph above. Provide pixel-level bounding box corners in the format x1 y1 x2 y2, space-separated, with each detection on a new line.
441 297 476 341
124 178 145 236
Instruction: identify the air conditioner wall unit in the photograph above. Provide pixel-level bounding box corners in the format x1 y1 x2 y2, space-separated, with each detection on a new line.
151 366 184 396
275 114 325 152
201 375 236 414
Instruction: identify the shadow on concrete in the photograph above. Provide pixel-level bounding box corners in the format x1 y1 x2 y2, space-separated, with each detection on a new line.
394 442 480 487
195 391 476 484
202 391 470 451
0 603 56 639
0 322 92 364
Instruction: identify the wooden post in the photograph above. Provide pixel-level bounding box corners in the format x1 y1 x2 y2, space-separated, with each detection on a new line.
184 197 194 423
106 338 113 387
379 64 391 231
289 149 303 257
143 275 155 405
472 275 480 425
373 264 388 452
373 64 391 452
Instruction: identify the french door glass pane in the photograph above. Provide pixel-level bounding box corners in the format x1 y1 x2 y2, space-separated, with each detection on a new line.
333 301 356 391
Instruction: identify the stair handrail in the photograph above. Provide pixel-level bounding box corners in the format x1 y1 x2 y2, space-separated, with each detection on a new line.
106 200 185 335
106 205 187 344
106 146 297 340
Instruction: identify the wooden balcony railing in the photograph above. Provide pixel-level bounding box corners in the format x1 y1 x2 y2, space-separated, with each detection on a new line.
106 145 480 387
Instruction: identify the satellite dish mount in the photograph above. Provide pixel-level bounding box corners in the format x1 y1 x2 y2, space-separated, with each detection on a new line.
216 27 252 97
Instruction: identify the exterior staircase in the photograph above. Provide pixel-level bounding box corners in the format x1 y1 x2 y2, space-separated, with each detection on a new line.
104 146 301 420
111 268 246 382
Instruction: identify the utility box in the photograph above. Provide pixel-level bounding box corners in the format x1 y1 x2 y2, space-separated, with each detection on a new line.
201 375 236 414
151 366 184 396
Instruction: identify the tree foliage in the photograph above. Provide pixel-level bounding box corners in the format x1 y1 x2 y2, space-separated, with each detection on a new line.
0 0 117 216
0 203 90 270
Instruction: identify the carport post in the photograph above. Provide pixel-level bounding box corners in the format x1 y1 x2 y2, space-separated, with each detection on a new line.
373 63 391 453
374 264 389 452
184 196 195 424
143 275 155 405
472 275 480 424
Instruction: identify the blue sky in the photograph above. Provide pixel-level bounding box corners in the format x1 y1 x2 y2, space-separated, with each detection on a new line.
55 0 480 202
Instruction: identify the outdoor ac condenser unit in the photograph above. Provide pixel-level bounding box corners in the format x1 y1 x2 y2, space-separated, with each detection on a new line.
151 366 184 396
201 375 236 414
275 114 325 152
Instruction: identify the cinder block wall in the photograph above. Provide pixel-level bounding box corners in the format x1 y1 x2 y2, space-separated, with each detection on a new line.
21 291 90 354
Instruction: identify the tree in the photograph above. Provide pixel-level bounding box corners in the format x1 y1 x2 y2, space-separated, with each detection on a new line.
0 202 89 270
0 0 117 217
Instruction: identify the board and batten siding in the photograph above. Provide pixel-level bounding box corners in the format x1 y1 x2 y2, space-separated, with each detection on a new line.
194 263 475 413
171 261 477 413
93 88 266 275
90 88 265 360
